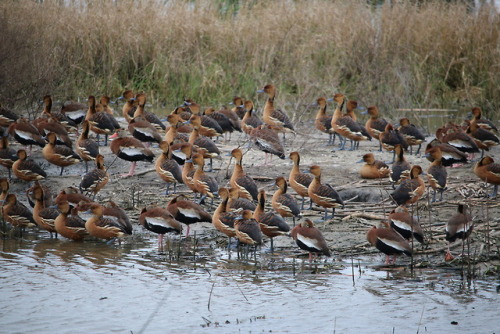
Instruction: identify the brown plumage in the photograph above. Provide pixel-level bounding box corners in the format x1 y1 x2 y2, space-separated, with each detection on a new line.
84 203 132 242
54 188 92 208
204 107 238 135
2 194 36 235
217 105 242 133
128 116 163 144
308 165 344 221
139 206 182 250
192 153 219 206
359 153 390 179
86 96 120 145
12 149 47 181
398 117 425 155
227 187 257 212
272 177 300 225
178 143 197 194
0 105 19 127
167 195 212 237
38 95 77 132
230 96 246 119
8 118 45 148
42 132 81 176
389 144 411 186
155 141 183 195
120 90 137 122
425 139 467 167
367 222 412 264
0 177 9 202
110 130 155 177
380 124 409 162
388 206 424 243
469 107 497 132
188 125 221 172
241 100 264 135
474 156 500 197
254 189 290 251
289 151 313 210
76 120 100 173
314 97 335 145
187 112 222 138
212 188 238 242
436 124 479 154
132 94 166 131
330 94 368 150
230 148 258 202
257 84 294 134
54 200 87 241
466 119 499 157
0 136 18 178
25 180 53 208
35 116 73 147
61 100 87 125
32 183 59 237
390 165 425 206
80 154 109 197
426 147 447 202
291 219 331 260
364 106 389 149
445 204 473 260
249 124 285 163
164 113 191 145
234 209 262 246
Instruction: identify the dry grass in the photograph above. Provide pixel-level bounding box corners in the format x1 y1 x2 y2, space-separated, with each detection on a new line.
0 0 499 120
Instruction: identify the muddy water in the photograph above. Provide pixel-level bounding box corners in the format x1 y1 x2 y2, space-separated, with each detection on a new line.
1 231 498 334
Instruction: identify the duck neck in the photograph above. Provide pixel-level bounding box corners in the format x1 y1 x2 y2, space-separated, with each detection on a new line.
263 94 275 116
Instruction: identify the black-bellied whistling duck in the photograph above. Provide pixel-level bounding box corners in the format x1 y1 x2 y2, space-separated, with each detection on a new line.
389 144 411 187
139 206 182 251
8 118 45 149
188 124 221 172
203 107 237 137
80 154 109 198
289 151 313 210
235 209 262 248
230 148 258 202
257 84 295 137
0 136 17 178
2 194 35 236
0 105 19 128
425 147 447 202
272 177 300 226
192 153 219 206
308 165 344 221
380 124 409 163
166 195 212 237
445 204 473 260
436 123 479 155
155 141 183 195
367 222 412 264
249 124 285 164
359 153 390 179
330 94 368 150
84 203 132 243
212 188 238 246
388 206 424 243
291 218 331 261
12 149 46 181
110 129 155 177
119 90 137 122
54 200 87 241
254 189 290 251
54 188 92 208
469 107 497 132
390 165 425 206
128 116 162 146
76 120 100 173
474 156 500 197
230 96 246 119
425 139 467 167
466 119 499 158
86 96 120 146
241 100 263 135
42 132 81 176
32 182 59 237
25 180 53 208
61 100 86 126
314 97 335 145
363 105 388 151
398 117 425 155
228 187 257 211
186 109 222 138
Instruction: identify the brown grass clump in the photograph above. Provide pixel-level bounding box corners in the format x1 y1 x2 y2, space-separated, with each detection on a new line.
0 0 498 120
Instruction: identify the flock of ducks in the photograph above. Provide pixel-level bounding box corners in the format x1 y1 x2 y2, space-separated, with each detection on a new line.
0 84 499 264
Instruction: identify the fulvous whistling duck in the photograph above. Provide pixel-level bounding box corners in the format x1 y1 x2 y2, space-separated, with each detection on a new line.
35 115 73 147
367 222 412 265
344 100 372 149
235 209 262 247
359 153 390 179
177 143 197 194
212 188 238 245
380 124 409 163
291 218 331 261
80 154 109 198
0 177 9 202
436 124 478 154
203 107 238 137
128 116 163 145
186 110 222 138
466 119 499 158
74 200 132 234
61 100 86 126
164 113 190 146
425 147 447 202
32 182 59 237
254 189 290 251
330 94 368 150
362 106 388 151
425 139 467 167
172 105 192 122
398 117 425 155
314 97 335 145
469 107 497 132
109 129 155 177
217 105 242 134
54 188 92 208
230 96 246 119
84 203 132 243
390 165 425 206
0 105 19 127
2 194 35 236
131 93 166 131
86 96 120 146
188 125 221 172
388 206 424 243
192 153 219 206
249 124 285 164
99 96 115 116
42 132 81 176
167 195 212 237
39 95 77 133
155 141 183 195
308 165 344 221
12 149 46 181
139 206 182 251
272 177 300 226
76 120 100 173
54 200 87 241
445 204 473 260
8 118 45 148
119 90 137 122
257 84 295 136
227 187 257 212
230 148 258 202
241 100 263 135
289 151 313 210
389 144 411 187
25 180 53 208
474 156 500 197
0 136 17 178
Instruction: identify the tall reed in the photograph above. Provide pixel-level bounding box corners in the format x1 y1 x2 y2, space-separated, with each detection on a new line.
0 0 498 120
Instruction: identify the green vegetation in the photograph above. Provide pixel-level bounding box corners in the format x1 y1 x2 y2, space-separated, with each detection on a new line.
0 0 498 119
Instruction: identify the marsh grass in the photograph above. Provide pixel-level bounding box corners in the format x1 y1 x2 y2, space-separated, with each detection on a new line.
0 0 498 120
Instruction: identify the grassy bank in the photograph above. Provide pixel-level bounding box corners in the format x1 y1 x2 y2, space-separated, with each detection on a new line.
0 0 499 119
